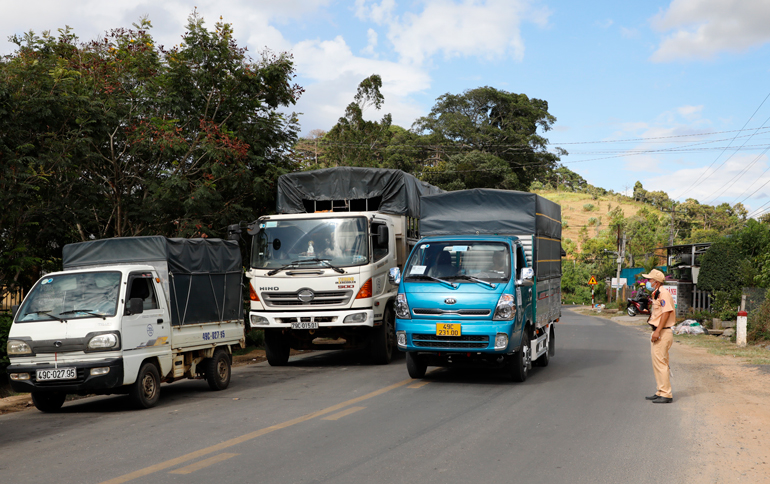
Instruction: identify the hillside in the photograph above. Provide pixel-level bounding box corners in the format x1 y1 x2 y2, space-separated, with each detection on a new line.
534 190 666 251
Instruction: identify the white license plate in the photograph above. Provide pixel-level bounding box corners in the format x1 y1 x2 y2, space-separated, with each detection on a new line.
36 368 77 382
291 322 319 330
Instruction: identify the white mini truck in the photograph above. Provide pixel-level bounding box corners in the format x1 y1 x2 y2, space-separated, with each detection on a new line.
6 236 245 411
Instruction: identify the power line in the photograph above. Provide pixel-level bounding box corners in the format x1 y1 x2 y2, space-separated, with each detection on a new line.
673 91 770 200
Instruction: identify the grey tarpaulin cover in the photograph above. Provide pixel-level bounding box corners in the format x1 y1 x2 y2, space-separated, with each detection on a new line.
276 167 443 218
419 189 562 280
63 236 242 325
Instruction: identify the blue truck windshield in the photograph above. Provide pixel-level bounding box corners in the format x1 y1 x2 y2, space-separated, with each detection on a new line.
252 217 369 269
404 241 511 282
17 271 122 321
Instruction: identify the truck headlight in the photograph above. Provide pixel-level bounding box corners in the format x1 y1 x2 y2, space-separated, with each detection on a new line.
251 315 269 326
343 312 368 323
7 340 32 356
397 331 406 347
493 294 515 320
395 293 411 319
87 333 118 350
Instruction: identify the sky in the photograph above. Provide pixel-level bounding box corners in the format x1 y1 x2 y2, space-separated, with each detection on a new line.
3 0 770 217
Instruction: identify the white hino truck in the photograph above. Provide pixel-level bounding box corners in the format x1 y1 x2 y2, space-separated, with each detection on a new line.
243 167 442 365
6 236 244 411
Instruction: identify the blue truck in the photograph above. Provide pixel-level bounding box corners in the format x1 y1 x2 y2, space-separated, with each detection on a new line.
392 188 562 381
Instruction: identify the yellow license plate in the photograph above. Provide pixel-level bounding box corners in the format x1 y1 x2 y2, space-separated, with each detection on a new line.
436 323 461 336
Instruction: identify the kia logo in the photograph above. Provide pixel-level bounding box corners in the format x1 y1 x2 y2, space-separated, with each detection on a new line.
444 298 457 305
298 289 315 302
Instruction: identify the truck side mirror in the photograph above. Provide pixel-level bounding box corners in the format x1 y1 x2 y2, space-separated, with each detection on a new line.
227 223 242 241
388 267 401 285
516 267 535 287
377 225 389 247
128 298 144 315
11 304 19 319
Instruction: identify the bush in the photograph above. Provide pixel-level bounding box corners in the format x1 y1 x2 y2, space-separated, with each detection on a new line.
582 203 595 212
1 313 12 384
748 294 770 342
245 329 265 348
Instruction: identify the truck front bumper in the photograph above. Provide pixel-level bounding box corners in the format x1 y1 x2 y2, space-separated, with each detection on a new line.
395 319 518 353
249 309 376 329
7 358 124 394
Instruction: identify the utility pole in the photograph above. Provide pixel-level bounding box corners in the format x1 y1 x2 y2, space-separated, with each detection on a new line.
661 202 681 247
614 232 626 303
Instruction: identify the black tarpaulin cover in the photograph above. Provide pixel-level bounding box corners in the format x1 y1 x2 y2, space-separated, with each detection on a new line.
419 189 562 279
63 236 242 325
276 167 443 218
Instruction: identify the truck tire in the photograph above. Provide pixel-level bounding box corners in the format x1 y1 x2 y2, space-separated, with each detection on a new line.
406 352 427 379
265 329 290 366
31 392 66 413
510 331 531 382
370 306 395 365
129 362 161 409
206 349 232 391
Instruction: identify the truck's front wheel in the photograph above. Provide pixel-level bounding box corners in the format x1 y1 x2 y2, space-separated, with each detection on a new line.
265 330 291 366
31 392 66 413
206 349 232 390
510 331 531 382
406 352 427 379
370 306 395 365
130 362 161 409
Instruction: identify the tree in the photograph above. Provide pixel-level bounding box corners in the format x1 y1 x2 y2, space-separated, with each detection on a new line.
0 12 301 294
322 74 392 167
413 86 564 191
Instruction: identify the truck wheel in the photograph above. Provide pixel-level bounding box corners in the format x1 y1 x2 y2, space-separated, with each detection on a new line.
370 306 395 365
627 306 637 317
31 392 66 413
129 362 161 409
510 331 531 382
206 349 232 391
265 330 290 366
406 352 427 379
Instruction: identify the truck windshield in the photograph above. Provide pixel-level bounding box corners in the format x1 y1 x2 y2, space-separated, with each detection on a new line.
404 242 511 283
251 217 369 269
16 271 122 321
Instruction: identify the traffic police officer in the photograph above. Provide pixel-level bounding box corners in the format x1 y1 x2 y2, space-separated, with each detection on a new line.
642 269 674 404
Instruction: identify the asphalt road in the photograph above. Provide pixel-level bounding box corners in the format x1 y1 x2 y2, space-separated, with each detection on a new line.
0 308 690 484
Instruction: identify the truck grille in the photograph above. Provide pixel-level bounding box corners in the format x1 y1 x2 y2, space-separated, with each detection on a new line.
262 290 353 307
412 334 490 349
412 308 491 316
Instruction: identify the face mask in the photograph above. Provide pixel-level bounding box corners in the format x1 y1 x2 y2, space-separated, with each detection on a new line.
645 281 654 291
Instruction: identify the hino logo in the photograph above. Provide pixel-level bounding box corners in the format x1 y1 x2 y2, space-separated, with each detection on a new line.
54 341 63 348
260 287 280 291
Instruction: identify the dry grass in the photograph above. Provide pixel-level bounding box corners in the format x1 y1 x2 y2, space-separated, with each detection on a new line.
675 334 770 365
534 190 665 251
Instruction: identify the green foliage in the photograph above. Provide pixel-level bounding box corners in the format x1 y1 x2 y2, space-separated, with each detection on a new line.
748 292 770 342
0 12 300 294
414 86 564 191
0 314 11 380
582 203 595 212
245 329 265 348
561 260 595 304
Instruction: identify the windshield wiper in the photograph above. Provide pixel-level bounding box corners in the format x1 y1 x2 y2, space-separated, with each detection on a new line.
58 309 106 318
446 275 497 289
405 274 458 289
26 310 64 321
267 258 345 276
306 258 345 274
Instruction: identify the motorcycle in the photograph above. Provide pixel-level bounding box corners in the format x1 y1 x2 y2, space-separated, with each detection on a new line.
626 293 651 317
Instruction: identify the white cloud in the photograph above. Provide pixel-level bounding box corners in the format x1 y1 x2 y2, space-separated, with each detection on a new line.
650 0 770 62
292 36 431 131
386 0 550 64
354 0 396 24
361 28 379 56
595 19 614 29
